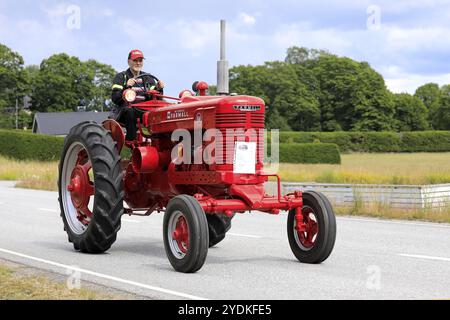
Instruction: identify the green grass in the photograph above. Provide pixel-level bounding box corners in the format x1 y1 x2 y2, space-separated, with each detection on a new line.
2 153 450 193
335 202 450 224
277 152 450 185
0 263 119 300
0 156 58 191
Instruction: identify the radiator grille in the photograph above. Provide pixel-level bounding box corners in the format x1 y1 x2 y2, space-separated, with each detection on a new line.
214 112 265 165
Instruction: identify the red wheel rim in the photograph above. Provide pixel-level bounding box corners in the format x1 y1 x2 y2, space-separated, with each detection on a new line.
296 206 319 249
172 215 189 254
67 149 94 226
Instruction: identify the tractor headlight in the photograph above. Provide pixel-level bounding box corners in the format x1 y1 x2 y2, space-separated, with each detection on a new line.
123 89 137 103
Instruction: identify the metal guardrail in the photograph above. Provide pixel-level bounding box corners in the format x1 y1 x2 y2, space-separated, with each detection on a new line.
265 182 450 209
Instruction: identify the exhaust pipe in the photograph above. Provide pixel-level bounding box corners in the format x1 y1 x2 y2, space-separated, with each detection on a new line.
217 20 229 95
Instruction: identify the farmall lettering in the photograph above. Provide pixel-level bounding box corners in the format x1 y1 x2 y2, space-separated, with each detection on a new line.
167 109 188 120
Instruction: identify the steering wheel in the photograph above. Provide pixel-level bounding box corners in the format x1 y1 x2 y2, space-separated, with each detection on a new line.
133 73 161 93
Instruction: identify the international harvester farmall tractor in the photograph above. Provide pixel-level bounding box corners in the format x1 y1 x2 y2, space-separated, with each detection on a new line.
58 22 336 273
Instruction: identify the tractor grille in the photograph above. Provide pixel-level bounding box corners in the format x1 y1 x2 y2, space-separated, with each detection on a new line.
251 113 265 126
215 113 247 127
214 112 265 165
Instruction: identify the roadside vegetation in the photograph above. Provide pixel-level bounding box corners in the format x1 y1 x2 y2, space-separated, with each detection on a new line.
2 153 450 192
277 152 450 185
0 262 118 300
0 156 57 191
335 203 450 224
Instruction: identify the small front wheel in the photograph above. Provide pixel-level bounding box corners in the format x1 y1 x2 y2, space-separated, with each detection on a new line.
163 195 209 273
287 191 336 264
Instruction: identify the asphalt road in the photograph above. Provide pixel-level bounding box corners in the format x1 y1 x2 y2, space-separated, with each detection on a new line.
1 180 450 300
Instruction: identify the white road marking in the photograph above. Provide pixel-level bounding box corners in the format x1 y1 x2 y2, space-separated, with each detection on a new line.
339 216 450 229
0 247 207 300
121 218 140 223
38 208 58 213
228 232 262 239
399 254 450 262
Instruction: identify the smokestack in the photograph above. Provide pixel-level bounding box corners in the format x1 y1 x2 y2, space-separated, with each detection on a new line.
217 20 229 95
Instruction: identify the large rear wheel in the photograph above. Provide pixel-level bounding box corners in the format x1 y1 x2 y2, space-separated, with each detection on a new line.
58 121 123 253
287 191 336 264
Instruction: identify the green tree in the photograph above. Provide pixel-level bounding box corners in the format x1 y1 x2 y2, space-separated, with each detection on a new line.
392 93 429 131
208 85 217 95
0 44 29 129
31 54 116 112
266 107 291 130
285 46 330 64
414 83 441 128
229 62 321 131
311 56 395 131
23 65 40 95
433 85 450 130
84 59 116 111
32 53 92 112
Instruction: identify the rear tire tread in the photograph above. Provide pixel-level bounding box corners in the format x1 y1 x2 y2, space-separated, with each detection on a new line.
58 121 124 254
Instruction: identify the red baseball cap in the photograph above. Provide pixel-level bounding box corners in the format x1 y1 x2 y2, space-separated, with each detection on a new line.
128 49 145 61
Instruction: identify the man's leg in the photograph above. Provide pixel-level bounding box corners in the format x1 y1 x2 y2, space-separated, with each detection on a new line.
116 108 138 141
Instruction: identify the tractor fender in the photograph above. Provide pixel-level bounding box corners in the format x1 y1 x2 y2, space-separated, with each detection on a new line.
102 119 125 154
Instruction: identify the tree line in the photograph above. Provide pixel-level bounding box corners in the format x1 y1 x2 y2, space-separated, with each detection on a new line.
227 47 450 131
0 43 115 129
1 43 449 131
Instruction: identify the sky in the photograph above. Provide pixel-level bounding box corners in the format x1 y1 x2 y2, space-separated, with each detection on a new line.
1 0 450 97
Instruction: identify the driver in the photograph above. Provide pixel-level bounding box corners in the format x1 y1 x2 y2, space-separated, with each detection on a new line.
110 49 164 141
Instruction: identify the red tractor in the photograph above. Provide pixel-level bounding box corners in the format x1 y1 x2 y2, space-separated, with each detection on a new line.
58 82 336 273
58 21 336 273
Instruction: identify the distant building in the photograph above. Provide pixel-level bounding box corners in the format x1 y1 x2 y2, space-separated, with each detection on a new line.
32 112 110 136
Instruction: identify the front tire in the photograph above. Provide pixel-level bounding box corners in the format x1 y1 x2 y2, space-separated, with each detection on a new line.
163 195 209 273
58 121 123 253
287 191 336 264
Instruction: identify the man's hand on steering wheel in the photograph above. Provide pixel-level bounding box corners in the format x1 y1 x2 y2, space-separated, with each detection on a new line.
126 78 137 87
131 74 163 92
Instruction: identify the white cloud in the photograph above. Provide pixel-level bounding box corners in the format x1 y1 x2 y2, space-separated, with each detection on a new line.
166 20 219 55
118 18 160 46
102 8 114 17
270 22 450 56
380 0 450 13
239 12 256 26
272 23 353 56
386 74 450 93
385 26 450 52
43 3 69 19
382 66 450 93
